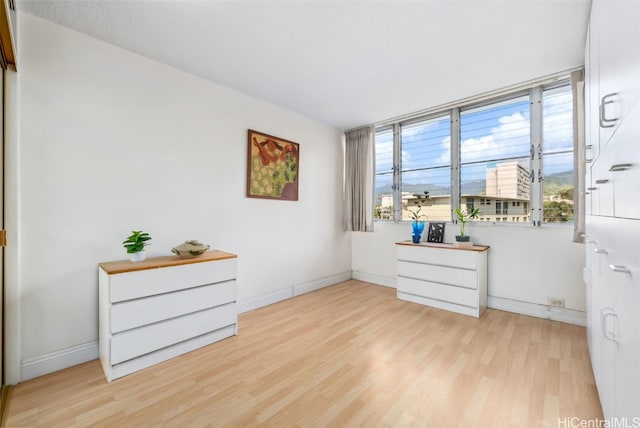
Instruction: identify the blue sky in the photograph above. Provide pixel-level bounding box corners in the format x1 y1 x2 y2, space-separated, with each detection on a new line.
375 85 573 192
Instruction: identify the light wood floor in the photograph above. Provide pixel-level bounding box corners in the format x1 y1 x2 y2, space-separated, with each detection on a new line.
6 280 602 427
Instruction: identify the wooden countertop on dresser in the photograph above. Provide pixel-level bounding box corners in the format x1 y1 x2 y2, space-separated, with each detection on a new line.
395 241 489 252
99 250 238 274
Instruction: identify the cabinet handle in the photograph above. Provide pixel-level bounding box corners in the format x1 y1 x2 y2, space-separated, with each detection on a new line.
585 145 593 163
594 248 608 254
609 163 632 172
594 179 609 184
587 187 597 191
599 92 619 128
609 264 631 273
601 308 618 342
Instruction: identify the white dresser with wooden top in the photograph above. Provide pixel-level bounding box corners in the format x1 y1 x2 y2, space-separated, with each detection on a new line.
396 242 489 318
98 250 238 382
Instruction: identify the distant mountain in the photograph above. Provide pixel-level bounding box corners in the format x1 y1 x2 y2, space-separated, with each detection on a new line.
461 179 486 196
400 183 451 196
545 170 572 185
376 180 487 197
375 169 573 200
544 170 573 196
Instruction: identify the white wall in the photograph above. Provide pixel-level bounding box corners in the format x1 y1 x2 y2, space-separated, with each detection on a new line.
353 221 586 321
12 13 351 380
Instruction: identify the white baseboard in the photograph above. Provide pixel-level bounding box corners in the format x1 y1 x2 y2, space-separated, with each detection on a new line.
237 270 351 314
21 340 98 382
237 288 293 314
351 271 396 288
293 271 352 296
488 296 586 327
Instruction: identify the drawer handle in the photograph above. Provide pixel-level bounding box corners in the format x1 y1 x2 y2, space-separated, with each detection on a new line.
599 92 618 128
594 179 609 184
609 264 630 274
609 163 632 172
587 187 597 191
594 248 608 254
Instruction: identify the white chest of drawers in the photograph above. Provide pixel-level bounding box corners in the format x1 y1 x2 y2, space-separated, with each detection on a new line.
396 242 489 318
98 250 238 382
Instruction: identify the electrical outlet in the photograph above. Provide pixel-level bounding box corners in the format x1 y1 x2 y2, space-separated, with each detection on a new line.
548 298 566 308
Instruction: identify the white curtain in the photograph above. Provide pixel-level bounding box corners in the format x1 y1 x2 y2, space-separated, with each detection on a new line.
343 127 374 232
571 70 586 243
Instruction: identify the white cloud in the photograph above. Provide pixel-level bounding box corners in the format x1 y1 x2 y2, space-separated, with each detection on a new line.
461 112 530 163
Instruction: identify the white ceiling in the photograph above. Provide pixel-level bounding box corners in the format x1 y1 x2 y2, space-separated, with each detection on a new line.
17 0 591 130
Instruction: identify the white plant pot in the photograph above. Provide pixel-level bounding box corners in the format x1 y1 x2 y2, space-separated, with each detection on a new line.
129 251 146 262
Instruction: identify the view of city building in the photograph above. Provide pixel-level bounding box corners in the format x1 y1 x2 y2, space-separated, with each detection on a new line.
376 160 573 223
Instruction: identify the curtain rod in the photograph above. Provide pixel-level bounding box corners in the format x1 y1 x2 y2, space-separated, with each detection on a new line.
345 66 584 133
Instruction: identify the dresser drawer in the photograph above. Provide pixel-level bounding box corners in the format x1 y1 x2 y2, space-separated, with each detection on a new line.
398 260 477 289
107 258 236 302
110 280 236 333
110 303 236 365
397 245 477 270
397 277 478 308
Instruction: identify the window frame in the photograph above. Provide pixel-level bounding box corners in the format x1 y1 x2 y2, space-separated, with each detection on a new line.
373 77 575 227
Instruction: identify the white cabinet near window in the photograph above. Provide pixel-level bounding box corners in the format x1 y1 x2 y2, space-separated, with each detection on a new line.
396 242 489 318
98 250 238 382
584 0 640 418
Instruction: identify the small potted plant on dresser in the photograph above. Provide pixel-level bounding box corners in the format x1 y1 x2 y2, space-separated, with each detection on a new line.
454 207 479 246
410 207 425 243
407 191 430 243
122 230 151 262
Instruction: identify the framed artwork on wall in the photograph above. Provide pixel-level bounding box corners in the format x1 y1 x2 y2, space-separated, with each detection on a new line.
246 129 300 201
427 222 445 243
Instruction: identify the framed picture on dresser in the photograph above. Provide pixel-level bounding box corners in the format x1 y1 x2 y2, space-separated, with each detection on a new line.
426 222 445 243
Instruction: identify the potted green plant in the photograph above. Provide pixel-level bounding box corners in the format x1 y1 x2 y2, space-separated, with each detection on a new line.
410 206 425 243
454 207 480 243
407 191 430 243
122 230 152 262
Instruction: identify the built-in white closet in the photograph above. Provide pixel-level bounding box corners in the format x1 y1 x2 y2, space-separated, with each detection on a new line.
584 0 640 419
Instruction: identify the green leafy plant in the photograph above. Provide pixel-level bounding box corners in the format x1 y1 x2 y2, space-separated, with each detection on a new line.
454 207 480 237
407 191 430 224
122 231 151 254
409 205 425 224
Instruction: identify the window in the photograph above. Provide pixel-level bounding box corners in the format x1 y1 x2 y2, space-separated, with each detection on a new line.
373 78 574 226
460 95 530 223
399 115 451 222
374 127 394 220
542 85 574 223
